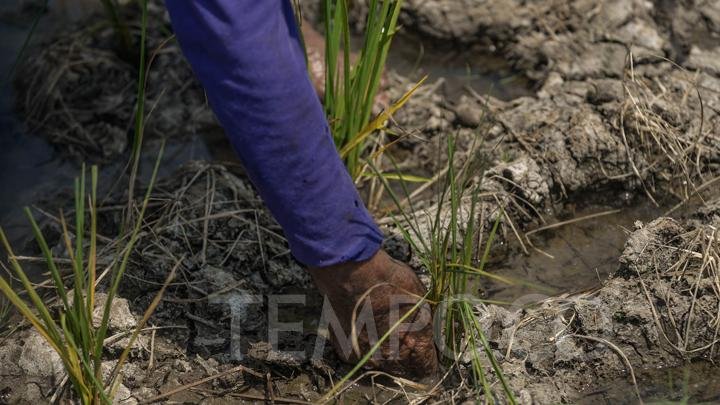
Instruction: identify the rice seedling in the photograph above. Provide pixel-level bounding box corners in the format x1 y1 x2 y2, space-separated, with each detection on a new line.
0 152 162 403
320 131 517 402
321 0 422 179
371 133 517 402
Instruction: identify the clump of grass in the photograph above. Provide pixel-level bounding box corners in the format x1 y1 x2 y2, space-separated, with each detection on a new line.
321 132 517 401
376 133 517 401
322 0 422 179
619 52 718 205
0 156 163 403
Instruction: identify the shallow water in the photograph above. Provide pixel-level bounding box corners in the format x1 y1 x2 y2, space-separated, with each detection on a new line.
484 192 667 304
388 33 534 101
580 361 720 404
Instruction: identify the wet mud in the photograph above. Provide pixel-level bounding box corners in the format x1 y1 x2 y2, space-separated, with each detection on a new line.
472 208 720 403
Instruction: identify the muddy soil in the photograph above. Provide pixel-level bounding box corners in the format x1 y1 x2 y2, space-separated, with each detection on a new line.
4 0 720 403
470 206 720 403
372 0 720 279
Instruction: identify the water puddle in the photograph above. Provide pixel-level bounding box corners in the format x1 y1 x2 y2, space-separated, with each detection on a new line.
484 192 667 303
580 361 720 404
388 33 534 101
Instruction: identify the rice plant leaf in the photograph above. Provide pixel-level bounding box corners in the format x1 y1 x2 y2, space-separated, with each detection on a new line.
444 264 514 285
24 207 70 308
339 75 427 158
0 272 59 353
126 0 149 229
0 227 62 344
59 314 94 402
362 172 431 183
87 166 98 319
465 302 516 403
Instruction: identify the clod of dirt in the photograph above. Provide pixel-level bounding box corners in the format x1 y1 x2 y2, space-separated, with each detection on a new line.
107 162 317 366
686 46 720 76
453 94 485 128
92 292 137 332
0 330 64 404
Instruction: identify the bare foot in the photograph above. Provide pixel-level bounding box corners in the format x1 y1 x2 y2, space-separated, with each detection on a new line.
307 250 438 378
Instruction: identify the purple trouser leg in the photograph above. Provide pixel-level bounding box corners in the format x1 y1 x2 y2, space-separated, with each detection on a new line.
165 0 383 267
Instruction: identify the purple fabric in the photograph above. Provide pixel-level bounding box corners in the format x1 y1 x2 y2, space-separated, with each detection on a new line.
165 0 383 267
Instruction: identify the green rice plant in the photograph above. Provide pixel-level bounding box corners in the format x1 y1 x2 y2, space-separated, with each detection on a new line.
373 133 517 402
0 151 162 403
125 0 149 226
320 134 517 401
322 0 414 178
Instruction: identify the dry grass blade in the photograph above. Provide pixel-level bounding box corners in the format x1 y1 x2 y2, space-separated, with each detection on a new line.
319 293 430 404
524 209 622 258
568 334 643 404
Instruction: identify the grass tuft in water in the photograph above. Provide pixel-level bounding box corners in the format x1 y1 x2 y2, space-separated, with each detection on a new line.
375 132 517 402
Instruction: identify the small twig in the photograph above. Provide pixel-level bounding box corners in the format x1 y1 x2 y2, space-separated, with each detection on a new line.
147 327 156 370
